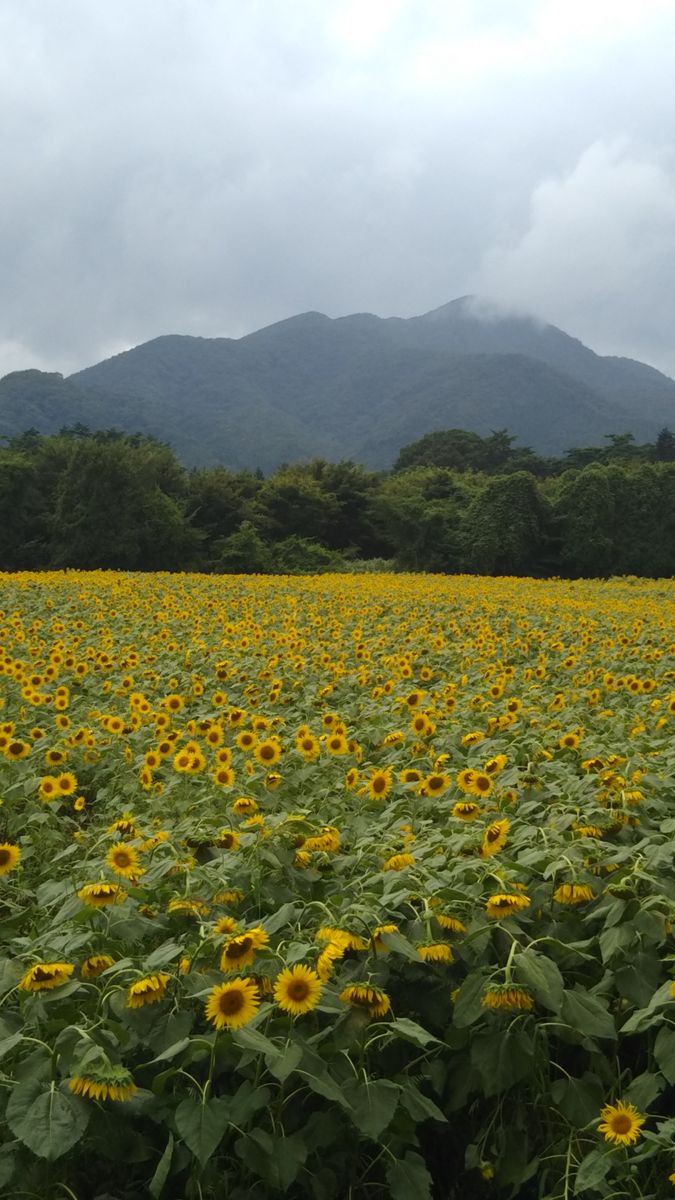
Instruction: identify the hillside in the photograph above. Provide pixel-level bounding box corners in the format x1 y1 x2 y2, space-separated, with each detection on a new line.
2 297 674 470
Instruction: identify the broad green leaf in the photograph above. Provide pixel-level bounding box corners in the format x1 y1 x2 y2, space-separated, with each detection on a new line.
0 1155 15 1188
233 1024 279 1057
263 902 298 935
550 1074 604 1127
174 1096 230 1166
390 1017 441 1047
143 940 184 971
452 972 489 1028
471 1027 534 1096
386 1151 433 1200
515 950 564 1012
149 1037 191 1064
6 1078 89 1161
574 1148 613 1195
266 1040 302 1081
561 990 615 1040
229 1082 271 1126
620 981 673 1033
379 930 423 960
399 1080 446 1123
625 1070 664 1110
654 1026 675 1084
346 1079 399 1139
149 1133 174 1199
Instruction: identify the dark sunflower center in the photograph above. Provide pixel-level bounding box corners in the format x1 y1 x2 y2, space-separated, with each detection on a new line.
487 827 500 843
476 777 490 792
219 990 245 1015
115 851 131 867
260 745 274 760
226 937 252 960
612 1115 632 1134
0 849 11 866
287 979 310 1001
373 778 386 793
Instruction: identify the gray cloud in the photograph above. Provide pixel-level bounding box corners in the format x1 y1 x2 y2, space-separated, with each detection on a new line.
1 0 675 378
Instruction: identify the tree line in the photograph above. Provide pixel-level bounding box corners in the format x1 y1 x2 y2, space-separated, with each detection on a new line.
2 424 675 577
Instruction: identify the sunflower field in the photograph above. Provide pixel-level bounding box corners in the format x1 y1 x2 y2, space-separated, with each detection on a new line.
1 570 675 1199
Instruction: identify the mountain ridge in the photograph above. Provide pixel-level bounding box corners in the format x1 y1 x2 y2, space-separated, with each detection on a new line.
2 297 674 471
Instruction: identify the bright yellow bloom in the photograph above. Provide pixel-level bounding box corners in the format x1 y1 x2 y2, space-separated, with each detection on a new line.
0 843 21 875
598 1100 645 1146
273 964 323 1015
205 978 260 1030
19 962 75 991
126 973 170 1008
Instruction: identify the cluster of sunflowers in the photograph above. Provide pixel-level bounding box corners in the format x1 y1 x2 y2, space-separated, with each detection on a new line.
1 570 675 1199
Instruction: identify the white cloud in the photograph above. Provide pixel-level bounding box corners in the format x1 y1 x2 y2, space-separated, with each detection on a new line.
474 142 675 376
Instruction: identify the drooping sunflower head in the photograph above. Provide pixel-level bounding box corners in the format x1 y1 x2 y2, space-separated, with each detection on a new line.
482 985 534 1012
481 818 510 859
485 892 531 919
19 961 75 992
126 973 170 1008
78 882 126 907
553 883 595 905
80 954 115 979
340 983 391 1019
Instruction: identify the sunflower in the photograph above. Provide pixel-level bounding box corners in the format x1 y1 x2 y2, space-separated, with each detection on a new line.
486 893 531 919
4 739 30 760
56 772 78 795
106 844 142 880
296 734 321 760
481 818 510 858
108 815 140 838
553 883 595 905
213 915 239 935
78 882 126 907
468 772 493 797
598 1100 645 1146
39 775 60 802
126 973 170 1008
383 852 415 872
80 954 115 979
0 842 21 875
254 738 282 766
371 923 399 953
316 940 345 979
205 977 260 1030
423 772 450 796
418 943 453 963
315 926 367 951
340 983 391 1018
216 830 240 851
232 796 258 813
456 769 476 794
220 927 269 973
365 767 393 801
452 800 481 821
274 964 323 1015
213 766 236 787
435 913 467 933
482 985 534 1012
69 1066 137 1102
19 962 75 991
167 898 210 917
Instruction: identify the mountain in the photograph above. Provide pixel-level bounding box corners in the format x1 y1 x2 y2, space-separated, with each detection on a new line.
2 297 674 471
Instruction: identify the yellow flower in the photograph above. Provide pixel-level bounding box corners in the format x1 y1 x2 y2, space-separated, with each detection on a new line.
0 842 21 875
481 818 510 859
106 844 143 880
126 973 170 1008
220 927 269 972
598 1100 645 1146
78 882 126 907
486 893 531 919
19 962 75 991
418 943 453 963
69 1067 137 1102
340 983 391 1018
273 964 323 1015
553 883 594 905
482 985 534 1012
205 977 260 1030
80 954 115 978
383 852 415 872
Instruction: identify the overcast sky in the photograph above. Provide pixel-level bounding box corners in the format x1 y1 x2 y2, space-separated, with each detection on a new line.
2 0 675 379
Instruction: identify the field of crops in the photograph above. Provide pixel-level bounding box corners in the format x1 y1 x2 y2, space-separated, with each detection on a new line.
1 571 675 1199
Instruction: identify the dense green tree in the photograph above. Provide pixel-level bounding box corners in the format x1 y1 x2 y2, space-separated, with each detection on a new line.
653 427 675 462
553 467 616 577
461 472 550 575
216 521 273 573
